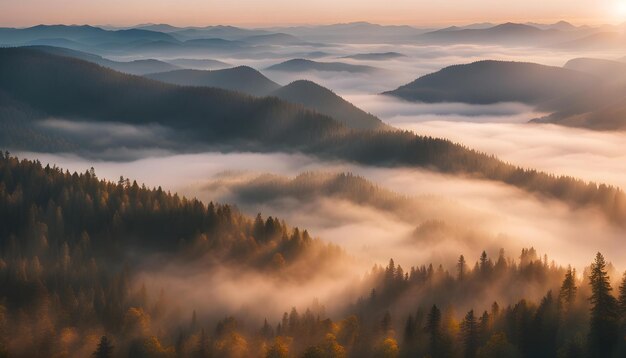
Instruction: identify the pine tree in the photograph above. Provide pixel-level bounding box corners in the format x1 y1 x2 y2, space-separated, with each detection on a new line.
588 252 619 358
426 305 442 357
618 271 626 318
457 255 467 281
461 310 478 358
93 336 114 358
559 266 578 310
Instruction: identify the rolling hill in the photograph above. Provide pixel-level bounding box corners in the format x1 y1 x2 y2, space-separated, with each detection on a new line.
529 58 626 130
145 67 281 96
144 68 386 129
270 80 387 130
384 60 595 105
266 58 378 73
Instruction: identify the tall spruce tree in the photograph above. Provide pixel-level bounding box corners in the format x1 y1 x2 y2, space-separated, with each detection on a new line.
559 266 578 310
588 253 619 358
426 305 442 358
461 310 478 358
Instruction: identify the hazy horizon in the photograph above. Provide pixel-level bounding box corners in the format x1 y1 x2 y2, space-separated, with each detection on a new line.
2 0 626 28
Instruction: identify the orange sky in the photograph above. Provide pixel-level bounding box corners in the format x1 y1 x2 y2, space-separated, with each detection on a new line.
0 0 623 27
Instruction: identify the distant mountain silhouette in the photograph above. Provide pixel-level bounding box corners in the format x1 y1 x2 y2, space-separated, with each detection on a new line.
268 22 431 43
556 32 625 50
384 60 594 104
23 45 178 75
144 67 281 96
531 58 626 130
266 58 378 73
134 24 183 33
0 24 177 46
241 33 302 45
270 80 387 130
341 52 405 60
527 20 578 31
170 25 270 40
165 58 231 70
563 57 626 79
418 22 574 45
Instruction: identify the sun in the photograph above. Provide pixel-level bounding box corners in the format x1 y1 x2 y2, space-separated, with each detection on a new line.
617 0 626 17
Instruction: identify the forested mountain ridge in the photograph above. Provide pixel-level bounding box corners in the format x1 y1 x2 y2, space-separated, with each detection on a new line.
1 48 626 225
0 47 344 146
384 60 595 105
1 154 626 357
0 153 341 271
144 67 281 96
23 45 180 75
385 58 626 131
144 65 386 129
0 153 345 356
270 80 387 130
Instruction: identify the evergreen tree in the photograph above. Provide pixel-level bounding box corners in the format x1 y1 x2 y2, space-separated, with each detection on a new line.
588 252 619 358
618 271 626 318
425 305 442 357
559 266 577 310
461 310 478 358
93 336 114 358
457 255 467 281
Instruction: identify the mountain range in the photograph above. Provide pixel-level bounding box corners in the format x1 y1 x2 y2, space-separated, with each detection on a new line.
145 68 386 129
21 45 178 75
1 47 624 224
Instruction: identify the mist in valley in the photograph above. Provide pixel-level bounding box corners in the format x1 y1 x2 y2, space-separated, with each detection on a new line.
2 11 626 357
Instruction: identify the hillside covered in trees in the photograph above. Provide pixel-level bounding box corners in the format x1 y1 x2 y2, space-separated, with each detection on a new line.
0 154 625 357
2 48 626 225
384 60 594 105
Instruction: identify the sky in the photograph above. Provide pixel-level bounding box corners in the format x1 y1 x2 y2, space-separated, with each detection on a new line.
1 0 625 27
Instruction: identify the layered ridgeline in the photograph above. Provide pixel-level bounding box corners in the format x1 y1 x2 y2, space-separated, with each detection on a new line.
385 59 626 131
145 67 386 129
2 155 626 358
0 24 309 56
22 45 179 75
1 48 626 224
532 57 626 130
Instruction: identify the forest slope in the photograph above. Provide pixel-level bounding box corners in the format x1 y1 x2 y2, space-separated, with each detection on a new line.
1 48 625 224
